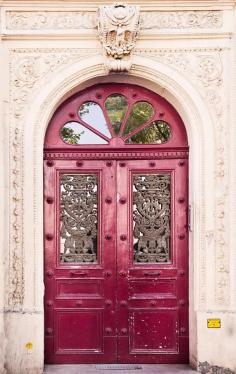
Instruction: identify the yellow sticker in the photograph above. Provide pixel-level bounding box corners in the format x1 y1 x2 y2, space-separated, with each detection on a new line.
207 319 221 328
25 342 33 350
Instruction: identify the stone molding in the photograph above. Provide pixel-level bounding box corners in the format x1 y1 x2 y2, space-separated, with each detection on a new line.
6 46 229 311
4 10 223 32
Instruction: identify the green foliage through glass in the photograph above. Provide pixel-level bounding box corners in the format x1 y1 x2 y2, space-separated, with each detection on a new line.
105 94 128 134
125 121 171 144
124 101 154 136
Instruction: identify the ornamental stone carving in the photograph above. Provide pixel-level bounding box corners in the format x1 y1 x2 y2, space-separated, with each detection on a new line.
5 10 223 32
97 2 140 72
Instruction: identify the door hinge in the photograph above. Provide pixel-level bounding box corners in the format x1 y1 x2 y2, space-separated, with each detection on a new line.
188 204 193 232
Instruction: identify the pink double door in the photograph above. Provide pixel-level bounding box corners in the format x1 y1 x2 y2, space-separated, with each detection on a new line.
44 157 189 364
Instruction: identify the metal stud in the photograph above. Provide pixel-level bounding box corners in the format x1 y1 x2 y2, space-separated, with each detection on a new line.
119 162 126 167
178 233 185 240
105 197 112 204
178 160 185 167
76 161 83 167
46 270 53 277
149 161 156 167
119 197 126 204
178 197 185 203
46 328 53 335
46 197 54 204
46 160 54 167
105 234 112 241
106 161 113 167
46 233 53 241
121 328 127 335
105 299 112 306
105 327 112 334
120 234 127 241
119 270 126 277
104 270 112 277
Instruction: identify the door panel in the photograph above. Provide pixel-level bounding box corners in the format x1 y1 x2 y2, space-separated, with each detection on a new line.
44 159 117 364
44 158 188 364
116 159 188 363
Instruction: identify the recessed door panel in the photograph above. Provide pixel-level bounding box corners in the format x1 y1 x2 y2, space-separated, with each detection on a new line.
55 309 103 353
129 309 179 353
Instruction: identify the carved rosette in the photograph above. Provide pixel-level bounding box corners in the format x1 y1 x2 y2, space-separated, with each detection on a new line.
98 2 140 72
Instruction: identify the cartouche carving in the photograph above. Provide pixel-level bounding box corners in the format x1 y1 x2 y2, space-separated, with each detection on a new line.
98 2 140 72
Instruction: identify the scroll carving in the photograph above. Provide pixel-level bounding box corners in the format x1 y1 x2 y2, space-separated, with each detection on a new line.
5 10 222 31
140 11 222 30
60 175 98 263
98 2 140 72
133 174 171 263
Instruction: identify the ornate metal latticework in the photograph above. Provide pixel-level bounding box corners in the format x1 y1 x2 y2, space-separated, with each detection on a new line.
133 174 171 263
60 174 98 263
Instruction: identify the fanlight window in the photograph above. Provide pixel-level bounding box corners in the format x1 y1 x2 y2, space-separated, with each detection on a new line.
60 94 172 145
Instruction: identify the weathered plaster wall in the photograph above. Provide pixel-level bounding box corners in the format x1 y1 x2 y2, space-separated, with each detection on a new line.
0 1 236 373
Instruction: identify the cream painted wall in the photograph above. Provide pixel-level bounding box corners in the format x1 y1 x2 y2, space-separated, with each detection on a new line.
0 1 236 373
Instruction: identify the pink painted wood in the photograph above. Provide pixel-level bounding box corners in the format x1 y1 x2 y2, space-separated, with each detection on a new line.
44 83 189 364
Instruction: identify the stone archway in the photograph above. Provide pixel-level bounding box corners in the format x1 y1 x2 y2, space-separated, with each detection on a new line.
5 54 216 372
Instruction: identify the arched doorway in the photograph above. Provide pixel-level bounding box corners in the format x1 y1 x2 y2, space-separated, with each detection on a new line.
44 83 189 364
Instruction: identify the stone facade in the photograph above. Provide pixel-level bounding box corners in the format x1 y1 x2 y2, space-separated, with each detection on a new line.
0 0 236 373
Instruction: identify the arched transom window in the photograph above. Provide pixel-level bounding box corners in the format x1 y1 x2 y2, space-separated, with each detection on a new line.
45 83 188 149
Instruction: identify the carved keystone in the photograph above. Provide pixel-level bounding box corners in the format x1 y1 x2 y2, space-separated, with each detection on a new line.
98 2 140 72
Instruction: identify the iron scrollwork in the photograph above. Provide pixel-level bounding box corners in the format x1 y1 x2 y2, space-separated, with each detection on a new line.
60 174 98 263
133 174 171 263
